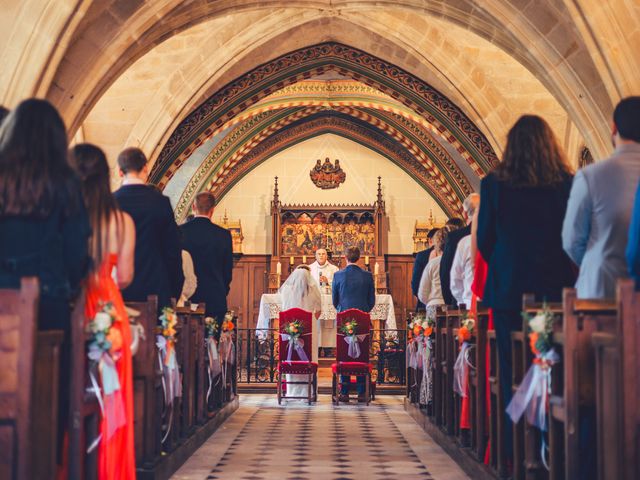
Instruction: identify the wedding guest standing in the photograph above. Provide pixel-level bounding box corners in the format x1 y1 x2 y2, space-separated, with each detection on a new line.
411 228 439 311
417 229 447 317
563 96 640 298
440 195 479 306
477 115 575 464
332 247 375 401
180 191 233 331
0 99 91 471
0 99 91 330
450 196 480 308
279 265 322 397
70 143 137 480
114 147 183 310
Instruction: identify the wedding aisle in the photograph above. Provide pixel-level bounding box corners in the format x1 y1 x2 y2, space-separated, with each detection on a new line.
172 395 469 480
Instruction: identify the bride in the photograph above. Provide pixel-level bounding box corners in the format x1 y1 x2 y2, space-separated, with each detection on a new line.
279 265 322 397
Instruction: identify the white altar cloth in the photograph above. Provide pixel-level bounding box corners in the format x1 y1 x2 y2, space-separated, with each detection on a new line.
256 293 396 347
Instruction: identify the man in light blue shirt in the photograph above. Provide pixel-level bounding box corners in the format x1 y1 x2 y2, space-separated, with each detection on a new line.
563 97 640 298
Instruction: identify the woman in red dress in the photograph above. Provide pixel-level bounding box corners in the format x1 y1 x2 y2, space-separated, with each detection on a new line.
70 144 137 479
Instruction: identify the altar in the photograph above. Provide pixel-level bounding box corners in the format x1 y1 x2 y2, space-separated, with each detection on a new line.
255 293 396 347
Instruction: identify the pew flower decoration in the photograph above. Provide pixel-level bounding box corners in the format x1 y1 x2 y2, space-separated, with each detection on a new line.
409 315 434 338
507 306 559 435
204 316 219 337
454 315 476 398
221 312 235 333
341 318 367 359
86 302 126 442
156 307 181 421
281 319 309 362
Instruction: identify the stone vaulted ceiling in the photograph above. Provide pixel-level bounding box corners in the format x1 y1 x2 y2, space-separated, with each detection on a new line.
1 0 638 217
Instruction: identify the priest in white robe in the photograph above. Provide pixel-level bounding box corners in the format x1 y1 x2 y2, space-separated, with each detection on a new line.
309 248 339 289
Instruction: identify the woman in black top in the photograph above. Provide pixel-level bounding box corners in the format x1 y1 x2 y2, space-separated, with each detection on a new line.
0 98 91 330
477 115 575 463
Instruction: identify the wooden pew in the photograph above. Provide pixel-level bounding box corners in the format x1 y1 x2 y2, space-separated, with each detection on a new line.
68 290 100 480
591 279 639 480
521 296 563 480
0 278 38 480
562 289 617 480
487 323 507 477
446 307 465 443
433 306 447 427
469 308 489 461
126 296 162 470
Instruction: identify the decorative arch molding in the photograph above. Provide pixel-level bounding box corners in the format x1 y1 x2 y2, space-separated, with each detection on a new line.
150 42 499 185
173 114 465 221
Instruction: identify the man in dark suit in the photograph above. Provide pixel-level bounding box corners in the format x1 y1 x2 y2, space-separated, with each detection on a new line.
332 246 375 401
439 195 479 307
114 147 183 310
180 191 233 331
411 228 439 310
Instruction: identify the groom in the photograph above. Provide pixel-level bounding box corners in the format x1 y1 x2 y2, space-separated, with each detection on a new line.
332 246 375 402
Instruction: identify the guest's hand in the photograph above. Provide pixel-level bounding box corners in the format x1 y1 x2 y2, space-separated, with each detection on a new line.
319 274 328 283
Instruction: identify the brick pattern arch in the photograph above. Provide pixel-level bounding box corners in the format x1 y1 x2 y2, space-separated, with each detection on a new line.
150 42 499 186
173 113 466 222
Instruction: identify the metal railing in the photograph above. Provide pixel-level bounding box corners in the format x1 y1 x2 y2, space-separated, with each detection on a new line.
236 328 406 385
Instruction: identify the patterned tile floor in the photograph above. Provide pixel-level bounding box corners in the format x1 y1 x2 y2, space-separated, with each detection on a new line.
172 395 469 480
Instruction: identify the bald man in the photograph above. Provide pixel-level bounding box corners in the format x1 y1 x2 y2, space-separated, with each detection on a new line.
309 248 339 288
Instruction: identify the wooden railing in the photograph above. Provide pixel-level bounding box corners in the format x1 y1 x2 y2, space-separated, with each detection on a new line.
405 279 640 480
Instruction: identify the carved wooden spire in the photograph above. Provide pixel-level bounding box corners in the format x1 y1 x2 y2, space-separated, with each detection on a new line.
375 176 385 214
271 176 280 214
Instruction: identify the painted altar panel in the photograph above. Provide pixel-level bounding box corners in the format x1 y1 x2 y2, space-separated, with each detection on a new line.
280 213 376 256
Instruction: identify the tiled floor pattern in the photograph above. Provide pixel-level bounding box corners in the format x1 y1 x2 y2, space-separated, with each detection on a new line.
172 395 469 480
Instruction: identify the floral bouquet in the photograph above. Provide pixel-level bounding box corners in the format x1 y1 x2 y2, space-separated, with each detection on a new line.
507 305 559 434
453 314 476 398
409 314 434 339
281 319 308 362
156 307 181 419
221 312 235 333
86 302 125 441
204 317 221 401
219 312 236 395
340 318 367 359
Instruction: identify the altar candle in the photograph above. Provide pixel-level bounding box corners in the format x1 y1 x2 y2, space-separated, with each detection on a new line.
364 255 370 265
374 262 379 275
289 256 294 265
276 262 281 274
302 255 307 264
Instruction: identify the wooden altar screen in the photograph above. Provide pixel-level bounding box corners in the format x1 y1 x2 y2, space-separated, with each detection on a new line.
268 176 389 290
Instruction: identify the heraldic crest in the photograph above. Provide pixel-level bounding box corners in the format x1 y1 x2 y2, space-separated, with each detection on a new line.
310 157 346 190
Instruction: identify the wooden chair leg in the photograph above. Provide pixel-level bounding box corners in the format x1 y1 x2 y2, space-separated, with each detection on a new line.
333 373 339 405
313 374 318 402
366 373 370 406
277 373 282 405
308 373 312 405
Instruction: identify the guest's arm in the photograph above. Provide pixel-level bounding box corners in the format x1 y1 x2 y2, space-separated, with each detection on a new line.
223 230 233 294
562 170 592 266
477 175 496 261
160 196 184 299
450 243 465 306
411 251 428 297
417 263 432 305
366 273 375 312
62 185 91 296
626 182 640 283
332 274 340 309
180 250 197 301
115 212 136 289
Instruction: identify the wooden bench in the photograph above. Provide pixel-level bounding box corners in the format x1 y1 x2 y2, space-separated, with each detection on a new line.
0 278 39 480
469 308 490 462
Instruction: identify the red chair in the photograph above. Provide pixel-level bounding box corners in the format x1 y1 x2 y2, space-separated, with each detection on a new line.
332 309 373 405
277 308 318 405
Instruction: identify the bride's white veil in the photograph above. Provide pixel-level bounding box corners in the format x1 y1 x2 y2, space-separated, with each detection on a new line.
279 265 322 312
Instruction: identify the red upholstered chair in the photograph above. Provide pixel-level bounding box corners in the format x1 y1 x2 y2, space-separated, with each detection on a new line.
332 309 373 405
277 308 318 405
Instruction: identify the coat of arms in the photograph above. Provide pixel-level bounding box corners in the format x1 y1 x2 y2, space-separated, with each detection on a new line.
310 157 346 189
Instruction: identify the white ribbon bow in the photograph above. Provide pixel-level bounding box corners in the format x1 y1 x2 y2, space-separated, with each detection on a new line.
343 333 368 359
280 333 309 362
506 348 559 431
453 341 474 397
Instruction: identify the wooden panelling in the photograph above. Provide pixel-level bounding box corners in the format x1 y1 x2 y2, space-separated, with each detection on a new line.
385 254 416 329
227 255 269 330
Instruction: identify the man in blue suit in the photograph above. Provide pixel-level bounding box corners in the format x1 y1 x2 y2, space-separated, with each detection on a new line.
332 246 375 401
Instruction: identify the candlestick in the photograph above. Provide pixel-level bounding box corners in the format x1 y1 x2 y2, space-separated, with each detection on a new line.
364 255 370 265
374 262 379 275
276 262 281 274
302 255 307 264
289 256 294 265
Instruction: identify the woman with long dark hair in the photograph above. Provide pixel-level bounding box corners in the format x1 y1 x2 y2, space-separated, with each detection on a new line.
0 98 91 329
476 115 576 466
69 143 136 479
